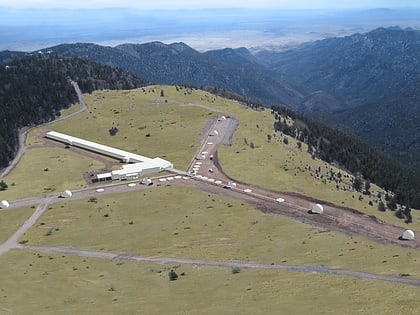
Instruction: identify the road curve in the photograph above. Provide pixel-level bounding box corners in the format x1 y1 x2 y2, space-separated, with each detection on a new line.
0 80 87 178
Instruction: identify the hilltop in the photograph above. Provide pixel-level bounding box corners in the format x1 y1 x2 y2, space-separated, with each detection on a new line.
0 85 419 313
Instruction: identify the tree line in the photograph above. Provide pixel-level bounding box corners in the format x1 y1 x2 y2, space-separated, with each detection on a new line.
0 54 147 170
271 105 420 210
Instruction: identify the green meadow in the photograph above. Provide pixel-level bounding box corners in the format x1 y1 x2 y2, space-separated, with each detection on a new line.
0 86 419 313
1 85 418 227
0 249 418 314
0 206 34 243
21 186 420 279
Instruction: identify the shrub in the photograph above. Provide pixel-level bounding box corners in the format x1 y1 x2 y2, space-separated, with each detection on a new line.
168 270 178 281
231 267 241 274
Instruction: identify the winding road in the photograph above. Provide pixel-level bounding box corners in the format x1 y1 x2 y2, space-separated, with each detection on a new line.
0 80 86 178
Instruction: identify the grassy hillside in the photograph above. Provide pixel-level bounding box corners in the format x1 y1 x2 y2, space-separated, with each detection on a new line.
0 206 34 243
20 186 420 277
1 85 418 228
1 250 418 314
1 86 419 313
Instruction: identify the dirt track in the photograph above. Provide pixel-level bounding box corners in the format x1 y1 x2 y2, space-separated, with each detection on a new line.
19 244 420 287
187 116 420 249
0 80 87 178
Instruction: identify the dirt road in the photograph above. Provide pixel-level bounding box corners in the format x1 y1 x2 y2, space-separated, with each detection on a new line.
0 201 50 255
19 244 420 287
0 80 87 178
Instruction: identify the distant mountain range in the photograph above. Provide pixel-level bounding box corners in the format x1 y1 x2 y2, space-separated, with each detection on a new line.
1 27 419 165
35 42 306 108
256 27 420 164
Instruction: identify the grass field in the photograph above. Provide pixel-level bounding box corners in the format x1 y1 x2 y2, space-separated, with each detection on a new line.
0 249 418 314
1 86 419 313
0 147 104 200
21 185 420 279
0 206 34 243
2 85 418 229
33 87 218 171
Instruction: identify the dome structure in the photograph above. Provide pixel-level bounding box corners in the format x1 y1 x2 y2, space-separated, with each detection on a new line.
61 190 72 198
402 229 415 240
141 178 153 186
0 200 10 208
310 204 324 214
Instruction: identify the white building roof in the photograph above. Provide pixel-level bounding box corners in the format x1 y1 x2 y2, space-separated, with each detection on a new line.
45 131 173 180
46 131 151 163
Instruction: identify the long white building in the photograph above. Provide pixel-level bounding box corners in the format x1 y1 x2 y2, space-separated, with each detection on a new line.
46 131 173 180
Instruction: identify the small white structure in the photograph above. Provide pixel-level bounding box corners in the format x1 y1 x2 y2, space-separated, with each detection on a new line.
402 229 415 240
310 204 324 214
0 200 10 209
141 178 153 186
60 190 73 198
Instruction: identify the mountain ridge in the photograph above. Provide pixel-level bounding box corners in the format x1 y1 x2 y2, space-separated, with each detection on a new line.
1 27 418 165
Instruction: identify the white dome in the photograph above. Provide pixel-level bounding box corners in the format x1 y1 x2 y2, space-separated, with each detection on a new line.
402 230 415 240
0 200 10 208
141 178 152 185
311 204 324 214
61 190 72 198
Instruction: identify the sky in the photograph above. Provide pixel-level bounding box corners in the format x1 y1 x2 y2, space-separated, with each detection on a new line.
1 0 419 9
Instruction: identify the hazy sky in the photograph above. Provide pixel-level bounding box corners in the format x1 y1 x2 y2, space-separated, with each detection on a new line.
1 0 419 9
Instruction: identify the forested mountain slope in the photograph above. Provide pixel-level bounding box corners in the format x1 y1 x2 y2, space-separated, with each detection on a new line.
44 42 306 107
0 54 147 169
256 27 419 110
0 50 26 65
257 27 420 165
